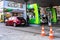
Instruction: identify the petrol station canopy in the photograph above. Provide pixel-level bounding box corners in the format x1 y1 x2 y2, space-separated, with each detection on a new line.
6 0 60 7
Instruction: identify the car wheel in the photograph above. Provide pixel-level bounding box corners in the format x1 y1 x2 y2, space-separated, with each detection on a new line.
13 23 16 27
5 22 8 26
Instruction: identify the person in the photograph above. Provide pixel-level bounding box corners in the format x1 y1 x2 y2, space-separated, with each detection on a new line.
27 15 29 26
47 11 52 26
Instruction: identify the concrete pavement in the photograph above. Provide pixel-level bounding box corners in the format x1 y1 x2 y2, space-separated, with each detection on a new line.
3 23 60 37
0 23 60 40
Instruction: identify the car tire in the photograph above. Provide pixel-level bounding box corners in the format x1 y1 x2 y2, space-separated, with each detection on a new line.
13 23 16 27
5 22 8 26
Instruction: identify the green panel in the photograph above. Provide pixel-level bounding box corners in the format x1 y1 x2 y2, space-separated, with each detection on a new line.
7 9 12 12
33 4 40 24
29 18 35 24
27 4 33 9
4 8 12 12
51 8 57 23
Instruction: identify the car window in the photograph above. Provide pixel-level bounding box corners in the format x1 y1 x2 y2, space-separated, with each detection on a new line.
9 17 12 20
12 17 16 20
17 17 24 20
9 17 17 20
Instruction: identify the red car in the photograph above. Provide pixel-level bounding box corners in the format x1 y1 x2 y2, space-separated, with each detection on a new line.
5 16 26 27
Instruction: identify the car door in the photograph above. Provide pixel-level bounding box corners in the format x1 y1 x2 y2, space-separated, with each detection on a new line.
8 17 13 25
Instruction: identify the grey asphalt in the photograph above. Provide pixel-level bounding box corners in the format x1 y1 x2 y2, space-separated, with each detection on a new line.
0 23 60 40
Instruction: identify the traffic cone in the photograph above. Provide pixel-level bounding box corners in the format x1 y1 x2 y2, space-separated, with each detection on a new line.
41 25 46 36
49 26 54 39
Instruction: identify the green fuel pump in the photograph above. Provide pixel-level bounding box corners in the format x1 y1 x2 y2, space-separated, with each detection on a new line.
27 4 41 24
46 7 57 23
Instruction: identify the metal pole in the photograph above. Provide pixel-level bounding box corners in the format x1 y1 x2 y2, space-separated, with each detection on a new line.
26 2 28 25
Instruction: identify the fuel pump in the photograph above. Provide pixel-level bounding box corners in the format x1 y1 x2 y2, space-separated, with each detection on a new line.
46 8 52 26
46 7 57 26
27 4 41 24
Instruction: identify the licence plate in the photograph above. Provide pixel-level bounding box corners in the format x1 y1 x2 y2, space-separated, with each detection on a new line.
22 23 24 24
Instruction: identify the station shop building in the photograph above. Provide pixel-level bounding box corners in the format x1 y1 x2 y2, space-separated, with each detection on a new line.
0 0 26 22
